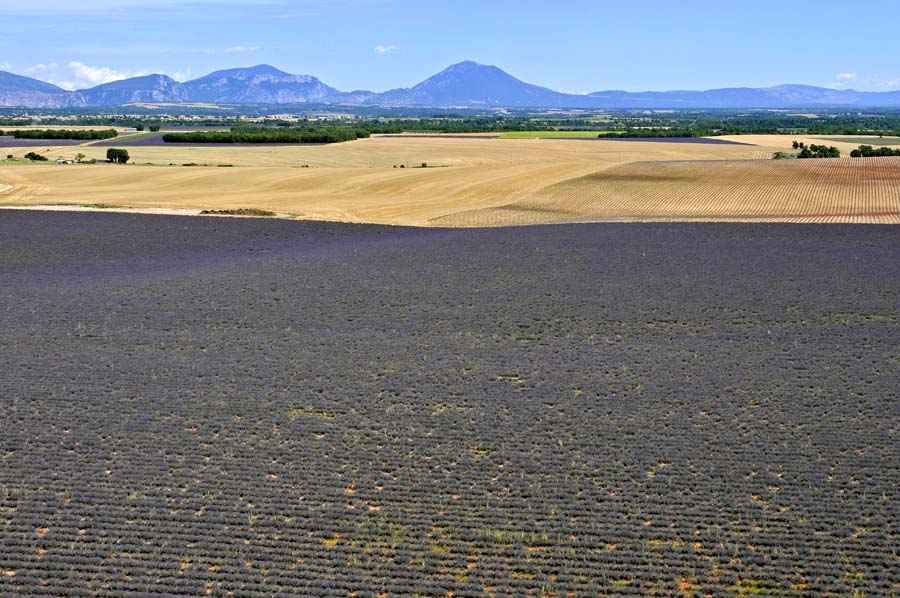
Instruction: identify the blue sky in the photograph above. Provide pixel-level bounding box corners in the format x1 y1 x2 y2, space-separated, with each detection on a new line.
1 0 898 93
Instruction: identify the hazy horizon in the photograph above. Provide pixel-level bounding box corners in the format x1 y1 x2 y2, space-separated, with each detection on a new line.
1 0 899 94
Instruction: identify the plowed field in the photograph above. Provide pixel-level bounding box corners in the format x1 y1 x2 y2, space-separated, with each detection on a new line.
434 157 900 226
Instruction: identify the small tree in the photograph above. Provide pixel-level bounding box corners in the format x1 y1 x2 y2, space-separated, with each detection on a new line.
5 154 13 161
75 153 86 163
135 124 145 132
149 124 161 132
107 148 130 164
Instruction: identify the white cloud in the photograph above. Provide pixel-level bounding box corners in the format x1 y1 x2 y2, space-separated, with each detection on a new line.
0 62 11 70
25 63 58 75
68 61 133 85
171 69 194 82
835 72 857 82
24 61 145 90
375 45 398 55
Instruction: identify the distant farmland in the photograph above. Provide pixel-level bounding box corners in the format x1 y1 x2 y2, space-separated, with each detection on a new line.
433 157 900 226
3 136 900 227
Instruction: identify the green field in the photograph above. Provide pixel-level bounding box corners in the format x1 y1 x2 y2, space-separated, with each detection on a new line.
815 136 900 146
500 130 608 139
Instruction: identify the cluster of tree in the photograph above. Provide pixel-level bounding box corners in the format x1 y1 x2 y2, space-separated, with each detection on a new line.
687 111 900 136
0 118 31 126
162 127 370 144
850 145 900 157
24 152 48 161
0 129 118 140
792 141 840 158
106 148 130 164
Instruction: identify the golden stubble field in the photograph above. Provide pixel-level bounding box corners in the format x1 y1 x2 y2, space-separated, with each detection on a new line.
1 134 898 226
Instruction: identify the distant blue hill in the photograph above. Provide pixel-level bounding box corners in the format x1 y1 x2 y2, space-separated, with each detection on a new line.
79 74 190 105
0 70 83 108
181 65 339 104
364 61 580 108
2 61 900 109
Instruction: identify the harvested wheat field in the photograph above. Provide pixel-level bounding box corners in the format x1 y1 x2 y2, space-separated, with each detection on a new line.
2 136 898 226
4 135 765 169
433 157 900 226
0 136 772 225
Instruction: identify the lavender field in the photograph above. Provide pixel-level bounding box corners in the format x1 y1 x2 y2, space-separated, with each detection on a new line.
0 138 87 147
0 212 897 597
91 135 169 147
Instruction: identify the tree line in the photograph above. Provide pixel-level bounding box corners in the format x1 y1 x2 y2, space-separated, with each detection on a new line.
0 129 118 140
162 127 370 144
598 128 703 138
850 145 900 157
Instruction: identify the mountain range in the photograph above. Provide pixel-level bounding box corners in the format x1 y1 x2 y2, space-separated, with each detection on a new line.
3 61 900 109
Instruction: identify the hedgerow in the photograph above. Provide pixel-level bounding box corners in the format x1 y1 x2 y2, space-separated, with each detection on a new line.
162 127 369 144
0 128 118 140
